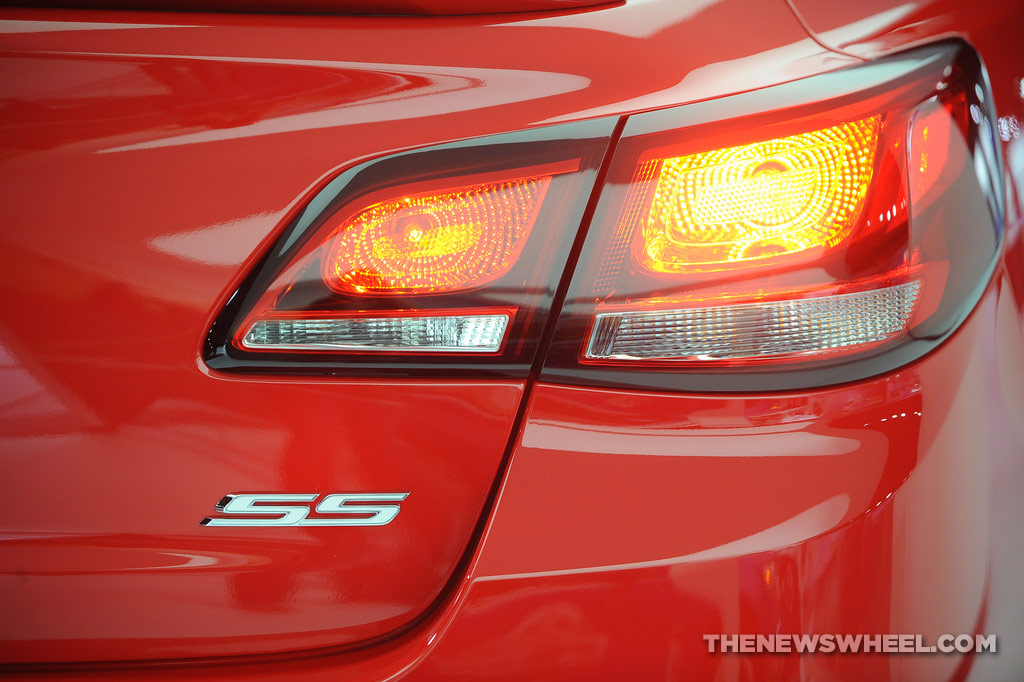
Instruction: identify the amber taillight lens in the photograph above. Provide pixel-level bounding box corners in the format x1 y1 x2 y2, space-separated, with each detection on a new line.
323 173 556 296
634 117 881 273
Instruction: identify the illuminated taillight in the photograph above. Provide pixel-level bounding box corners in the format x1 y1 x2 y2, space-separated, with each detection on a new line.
324 174 554 295
635 117 881 272
543 41 1001 391
205 120 615 375
207 42 1001 390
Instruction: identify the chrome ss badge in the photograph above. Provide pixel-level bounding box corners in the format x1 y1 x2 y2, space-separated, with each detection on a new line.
200 492 409 527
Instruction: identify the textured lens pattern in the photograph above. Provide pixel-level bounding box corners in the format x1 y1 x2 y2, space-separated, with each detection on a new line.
586 281 919 361
244 314 509 352
638 117 880 271
326 177 551 294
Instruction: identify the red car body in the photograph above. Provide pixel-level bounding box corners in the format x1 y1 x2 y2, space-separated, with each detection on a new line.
1 0 1023 679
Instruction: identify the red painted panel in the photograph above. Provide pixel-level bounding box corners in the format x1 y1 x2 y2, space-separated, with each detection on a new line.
0 377 523 663
410 278 1016 682
6 279 1019 682
37 279 1012 681
0 0 842 663
4 0 618 16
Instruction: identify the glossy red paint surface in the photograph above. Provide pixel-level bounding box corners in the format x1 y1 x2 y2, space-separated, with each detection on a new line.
450 291 1005 682
0 0 846 663
12 275 1022 680
6 0 618 15
0 377 522 663
1 0 1023 678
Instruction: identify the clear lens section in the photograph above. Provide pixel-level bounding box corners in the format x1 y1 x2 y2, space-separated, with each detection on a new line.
243 314 510 353
586 281 920 361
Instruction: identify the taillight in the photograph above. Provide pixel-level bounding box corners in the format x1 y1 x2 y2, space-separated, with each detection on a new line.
206 42 1001 390
542 40 1002 391
205 120 616 376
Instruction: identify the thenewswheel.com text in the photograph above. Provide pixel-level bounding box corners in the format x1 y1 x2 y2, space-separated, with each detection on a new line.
703 634 996 654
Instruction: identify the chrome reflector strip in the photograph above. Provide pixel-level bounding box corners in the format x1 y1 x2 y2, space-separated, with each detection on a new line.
586 281 920 361
243 313 509 352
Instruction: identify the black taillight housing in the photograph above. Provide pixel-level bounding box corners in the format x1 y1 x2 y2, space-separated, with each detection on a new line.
207 41 1003 391
541 40 1002 391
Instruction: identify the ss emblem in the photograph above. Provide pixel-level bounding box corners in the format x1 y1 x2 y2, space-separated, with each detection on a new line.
200 492 409 527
